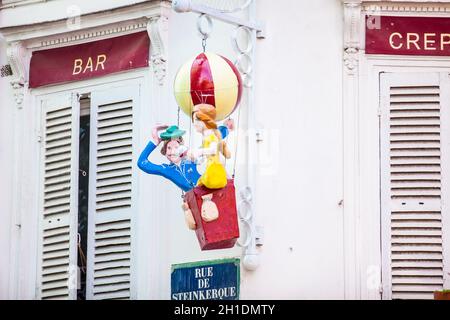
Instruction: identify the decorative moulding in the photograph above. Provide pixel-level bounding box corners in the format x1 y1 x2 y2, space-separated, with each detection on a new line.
344 1 450 15
147 15 169 86
343 1 362 74
6 41 28 85
362 1 450 13
6 41 29 107
37 21 149 49
341 0 450 72
0 1 171 49
0 1 171 88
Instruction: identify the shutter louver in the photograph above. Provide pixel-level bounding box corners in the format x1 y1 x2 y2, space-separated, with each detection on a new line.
87 88 137 300
381 74 444 300
39 95 79 300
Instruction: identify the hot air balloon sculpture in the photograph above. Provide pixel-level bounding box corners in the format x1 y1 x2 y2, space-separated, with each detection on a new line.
174 52 242 250
174 52 243 121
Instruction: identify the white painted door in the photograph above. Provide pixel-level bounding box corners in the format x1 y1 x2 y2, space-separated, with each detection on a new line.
85 84 140 300
380 72 450 300
37 93 80 300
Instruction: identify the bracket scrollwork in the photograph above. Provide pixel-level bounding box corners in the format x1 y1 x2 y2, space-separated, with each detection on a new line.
343 0 362 75
6 42 29 108
147 15 169 86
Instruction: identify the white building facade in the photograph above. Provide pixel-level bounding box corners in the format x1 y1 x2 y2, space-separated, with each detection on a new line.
0 0 449 300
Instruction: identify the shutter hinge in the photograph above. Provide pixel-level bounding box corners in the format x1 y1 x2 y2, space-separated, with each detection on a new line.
379 283 383 294
37 132 42 143
255 129 263 143
377 107 382 117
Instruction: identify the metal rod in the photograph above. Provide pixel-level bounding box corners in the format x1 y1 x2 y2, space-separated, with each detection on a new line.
173 0 264 33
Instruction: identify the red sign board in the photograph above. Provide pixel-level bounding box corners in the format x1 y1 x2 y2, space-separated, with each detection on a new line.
30 31 149 88
366 16 450 56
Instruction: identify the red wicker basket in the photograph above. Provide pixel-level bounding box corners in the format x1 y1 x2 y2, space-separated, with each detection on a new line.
185 179 240 250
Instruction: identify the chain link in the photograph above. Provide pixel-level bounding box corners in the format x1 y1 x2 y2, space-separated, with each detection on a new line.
202 37 207 53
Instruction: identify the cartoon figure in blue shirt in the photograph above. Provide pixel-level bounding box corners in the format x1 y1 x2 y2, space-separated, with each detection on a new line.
137 122 232 229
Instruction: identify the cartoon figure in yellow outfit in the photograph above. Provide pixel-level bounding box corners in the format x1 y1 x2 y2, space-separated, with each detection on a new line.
188 103 231 190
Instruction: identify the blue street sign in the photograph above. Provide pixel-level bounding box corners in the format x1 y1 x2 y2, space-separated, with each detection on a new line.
171 258 240 300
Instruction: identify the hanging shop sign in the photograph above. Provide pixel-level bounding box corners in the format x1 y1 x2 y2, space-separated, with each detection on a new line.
29 31 149 88
171 259 240 300
138 52 242 251
366 16 450 56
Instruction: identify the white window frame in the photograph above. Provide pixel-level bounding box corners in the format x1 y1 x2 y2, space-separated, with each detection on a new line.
343 1 450 299
354 56 450 299
378 71 450 299
3 0 172 299
30 69 171 299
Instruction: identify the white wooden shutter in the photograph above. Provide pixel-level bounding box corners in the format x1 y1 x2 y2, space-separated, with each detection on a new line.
380 73 446 300
37 94 79 300
86 85 139 300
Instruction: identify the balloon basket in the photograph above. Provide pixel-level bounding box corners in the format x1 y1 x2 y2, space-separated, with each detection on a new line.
185 179 240 251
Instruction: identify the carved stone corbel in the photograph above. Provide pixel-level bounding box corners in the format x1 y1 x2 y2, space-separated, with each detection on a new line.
344 47 359 74
343 0 362 75
147 15 169 86
6 42 29 108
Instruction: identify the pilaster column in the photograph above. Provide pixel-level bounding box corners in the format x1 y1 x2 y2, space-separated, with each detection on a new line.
342 0 362 300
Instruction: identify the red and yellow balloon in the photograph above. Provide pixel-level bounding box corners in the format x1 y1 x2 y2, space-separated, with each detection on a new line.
174 52 243 121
